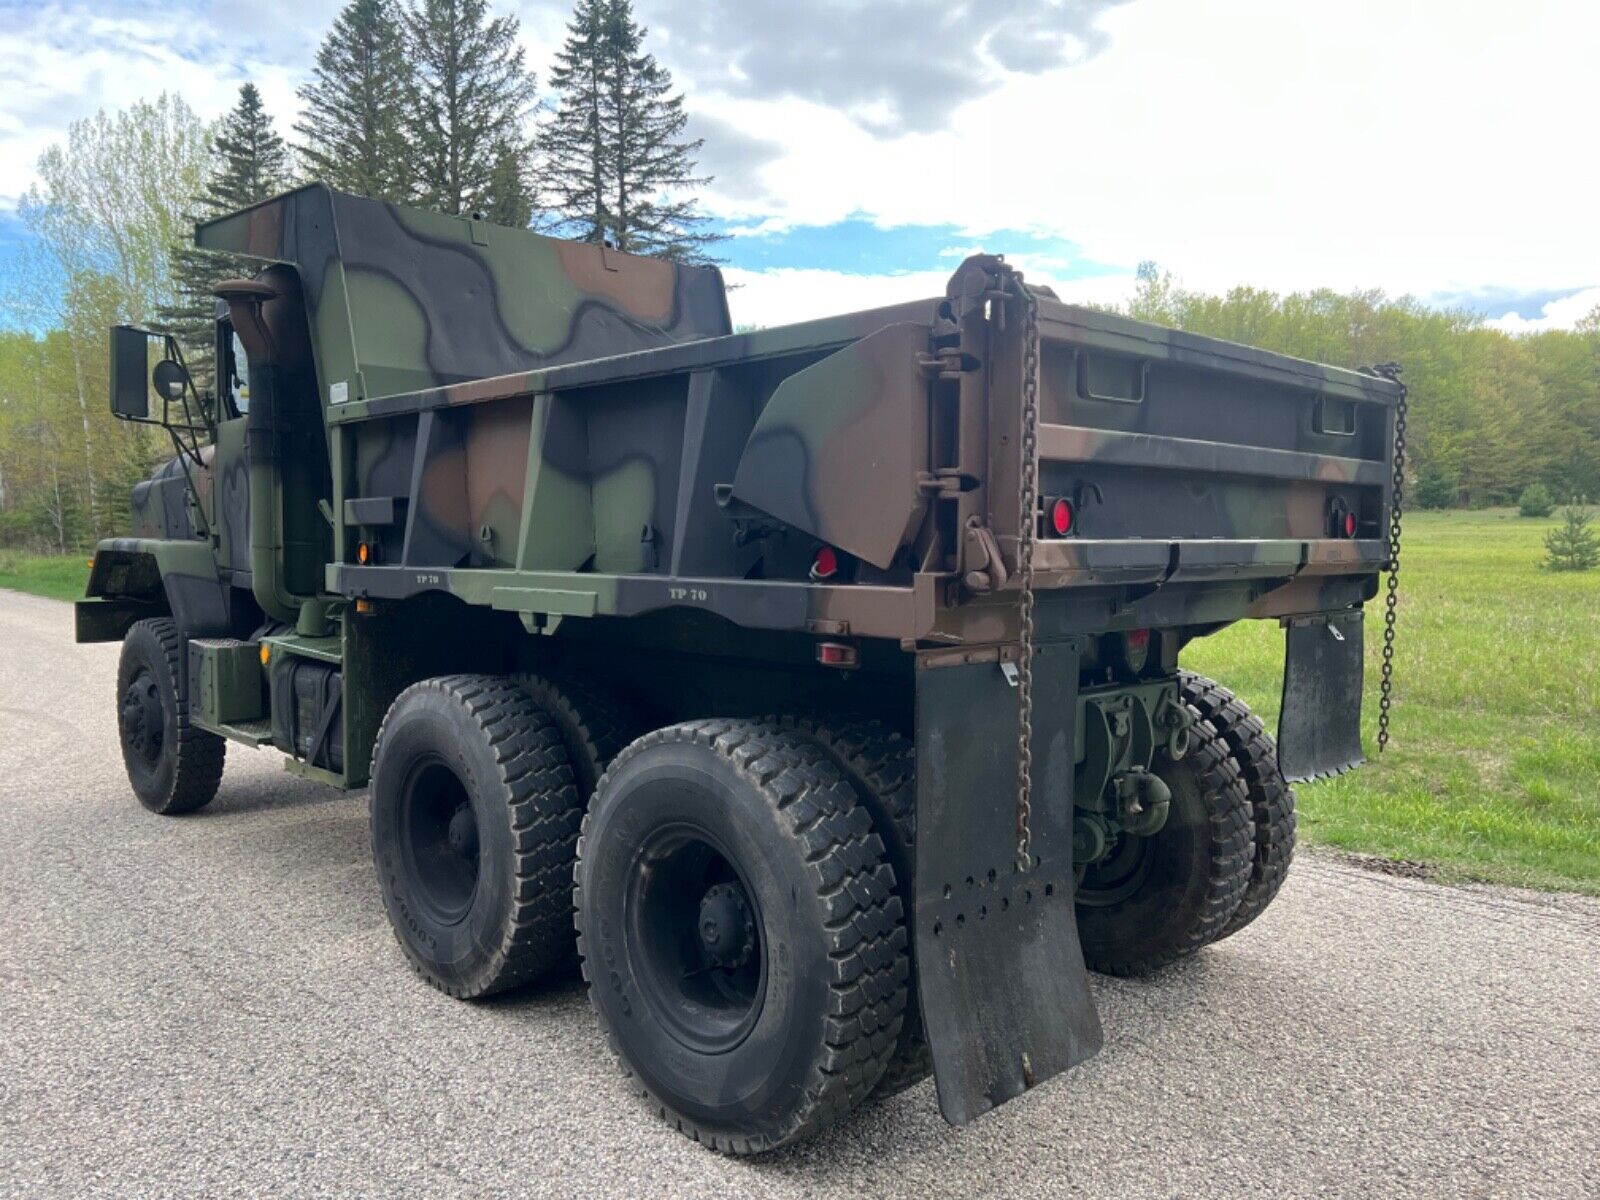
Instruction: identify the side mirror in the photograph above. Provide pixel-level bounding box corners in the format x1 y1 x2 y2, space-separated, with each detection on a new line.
109 325 152 420
152 358 191 402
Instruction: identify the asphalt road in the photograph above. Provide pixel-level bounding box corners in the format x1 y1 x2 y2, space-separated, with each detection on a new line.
1 588 1596 1199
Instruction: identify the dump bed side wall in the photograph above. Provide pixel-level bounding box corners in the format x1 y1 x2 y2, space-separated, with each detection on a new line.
196 185 732 410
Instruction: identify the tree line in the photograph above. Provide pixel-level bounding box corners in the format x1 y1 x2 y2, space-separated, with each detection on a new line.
1126 264 1600 509
0 0 717 550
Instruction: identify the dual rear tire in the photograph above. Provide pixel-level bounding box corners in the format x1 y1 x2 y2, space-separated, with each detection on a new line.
370 692 910 1153
575 721 909 1152
368 675 586 997
1075 674 1298 975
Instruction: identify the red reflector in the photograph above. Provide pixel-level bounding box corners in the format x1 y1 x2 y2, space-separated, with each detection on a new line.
817 642 859 668
1126 628 1151 650
1343 511 1358 538
1050 498 1074 536
813 545 839 579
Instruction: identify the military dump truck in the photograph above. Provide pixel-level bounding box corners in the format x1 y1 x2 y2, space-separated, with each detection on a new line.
79 184 1403 1153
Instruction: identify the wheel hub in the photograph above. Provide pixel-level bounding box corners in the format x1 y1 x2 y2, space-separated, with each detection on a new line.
120 674 164 765
698 882 755 970
398 758 480 925
446 803 479 860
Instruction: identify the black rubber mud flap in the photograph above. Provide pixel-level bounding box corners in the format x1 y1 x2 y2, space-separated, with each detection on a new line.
1277 611 1365 783
913 642 1104 1126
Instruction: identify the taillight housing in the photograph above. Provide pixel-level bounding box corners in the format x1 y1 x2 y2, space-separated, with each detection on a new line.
1328 497 1358 539
1041 495 1075 538
811 545 840 581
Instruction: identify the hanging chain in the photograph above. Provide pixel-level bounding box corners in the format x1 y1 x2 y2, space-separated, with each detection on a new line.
1370 363 1407 753
1012 273 1041 872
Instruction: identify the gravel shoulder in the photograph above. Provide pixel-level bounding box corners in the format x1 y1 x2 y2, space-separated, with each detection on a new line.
1 588 1596 1199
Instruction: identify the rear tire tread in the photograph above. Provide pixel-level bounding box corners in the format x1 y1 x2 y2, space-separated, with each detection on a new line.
766 714 932 1099
512 671 638 800
576 719 909 1154
371 674 582 998
1180 671 1297 937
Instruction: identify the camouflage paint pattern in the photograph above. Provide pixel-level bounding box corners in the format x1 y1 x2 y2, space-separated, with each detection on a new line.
195 185 731 410
91 189 1401 661
306 235 1396 646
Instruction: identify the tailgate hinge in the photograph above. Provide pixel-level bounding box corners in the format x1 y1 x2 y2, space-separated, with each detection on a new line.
917 349 981 380
960 517 1009 594
916 469 969 497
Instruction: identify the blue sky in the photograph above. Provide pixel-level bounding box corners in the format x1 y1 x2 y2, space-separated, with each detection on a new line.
2 0 1597 332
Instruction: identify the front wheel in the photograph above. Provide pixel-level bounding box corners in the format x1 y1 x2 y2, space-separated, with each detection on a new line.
116 618 225 815
576 721 908 1154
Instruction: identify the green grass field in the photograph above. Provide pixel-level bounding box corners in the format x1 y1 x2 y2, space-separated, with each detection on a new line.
0 551 91 601
3 510 1595 892
1187 509 1599 894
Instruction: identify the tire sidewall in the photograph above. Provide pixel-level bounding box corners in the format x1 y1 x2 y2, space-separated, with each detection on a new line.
370 690 517 993
117 623 179 811
580 744 832 1141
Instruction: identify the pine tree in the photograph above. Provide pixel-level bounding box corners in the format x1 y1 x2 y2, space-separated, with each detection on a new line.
159 84 290 380
543 0 610 243
402 0 538 220
1543 500 1598 571
207 84 289 211
543 0 722 263
295 0 413 200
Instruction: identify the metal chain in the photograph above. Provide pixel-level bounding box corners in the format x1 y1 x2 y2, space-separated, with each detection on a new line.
1013 273 1041 872
1372 363 1407 753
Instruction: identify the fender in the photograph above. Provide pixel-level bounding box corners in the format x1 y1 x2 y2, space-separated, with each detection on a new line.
75 538 231 644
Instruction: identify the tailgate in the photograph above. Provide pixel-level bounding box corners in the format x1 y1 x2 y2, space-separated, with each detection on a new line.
969 292 1401 591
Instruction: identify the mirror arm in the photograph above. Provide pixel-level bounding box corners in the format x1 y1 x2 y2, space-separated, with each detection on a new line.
155 334 215 539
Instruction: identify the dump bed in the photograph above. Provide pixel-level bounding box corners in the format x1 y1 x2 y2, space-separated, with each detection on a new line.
316 271 1396 648
197 197 1397 647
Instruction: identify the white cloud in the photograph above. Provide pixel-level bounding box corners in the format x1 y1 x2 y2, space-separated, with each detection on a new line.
699 0 1600 326
0 3 325 207
723 263 1135 328
723 267 953 328
1488 287 1600 334
1 0 1594 330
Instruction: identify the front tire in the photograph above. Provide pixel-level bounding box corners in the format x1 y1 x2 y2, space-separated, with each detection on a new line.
369 675 582 998
116 617 225 815
1075 711 1253 976
576 720 908 1153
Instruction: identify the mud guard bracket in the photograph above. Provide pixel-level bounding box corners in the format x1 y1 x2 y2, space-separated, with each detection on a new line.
913 641 1104 1126
1277 610 1366 782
